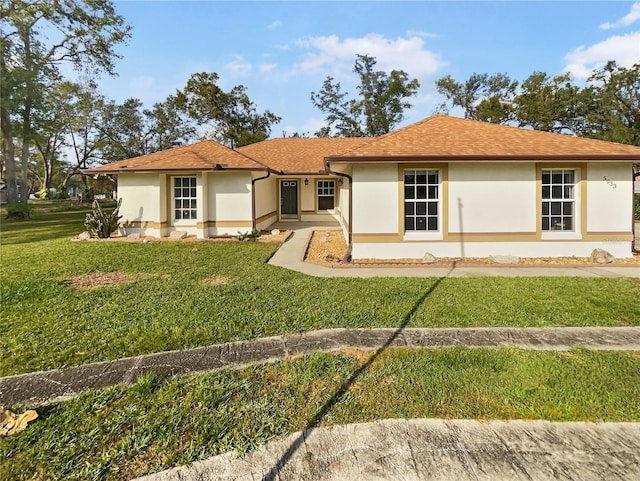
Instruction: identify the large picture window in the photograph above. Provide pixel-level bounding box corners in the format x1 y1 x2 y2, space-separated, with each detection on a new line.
174 176 197 220
541 169 575 231
317 180 335 210
404 169 439 231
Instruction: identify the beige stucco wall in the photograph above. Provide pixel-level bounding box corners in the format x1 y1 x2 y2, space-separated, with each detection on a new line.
207 172 253 236
117 173 164 237
349 161 635 259
254 174 277 230
586 163 633 232
448 162 536 233
352 163 398 234
351 240 632 259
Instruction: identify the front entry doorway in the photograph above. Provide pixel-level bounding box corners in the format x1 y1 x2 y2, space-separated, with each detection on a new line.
280 180 298 219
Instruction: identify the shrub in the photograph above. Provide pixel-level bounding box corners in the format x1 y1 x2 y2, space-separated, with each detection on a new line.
5 202 32 219
635 195 640 221
236 229 261 241
84 198 123 238
37 188 51 200
57 185 68 200
82 186 94 201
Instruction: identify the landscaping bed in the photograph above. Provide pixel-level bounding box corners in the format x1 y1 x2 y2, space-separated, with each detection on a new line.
306 230 640 267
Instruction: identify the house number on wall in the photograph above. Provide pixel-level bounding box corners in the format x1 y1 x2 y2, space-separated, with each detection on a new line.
602 176 617 189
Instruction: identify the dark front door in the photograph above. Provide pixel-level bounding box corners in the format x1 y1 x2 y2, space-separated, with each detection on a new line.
281 180 298 217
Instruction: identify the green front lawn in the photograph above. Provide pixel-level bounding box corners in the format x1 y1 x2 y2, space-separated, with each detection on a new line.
2 348 639 480
1 208 639 376
2 206 639 481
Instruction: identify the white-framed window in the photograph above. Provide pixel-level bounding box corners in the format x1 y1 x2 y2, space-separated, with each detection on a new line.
541 169 575 231
404 169 439 232
174 176 197 221
317 180 335 210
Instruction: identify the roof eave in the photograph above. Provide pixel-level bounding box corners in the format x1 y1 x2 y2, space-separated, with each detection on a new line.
326 154 640 163
276 170 329 175
82 165 270 175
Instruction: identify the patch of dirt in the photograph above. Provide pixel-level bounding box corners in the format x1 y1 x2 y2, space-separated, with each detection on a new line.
67 272 155 291
199 275 229 286
305 230 640 267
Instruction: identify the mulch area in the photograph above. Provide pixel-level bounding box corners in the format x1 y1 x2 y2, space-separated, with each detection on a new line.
71 230 292 244
305 231 640 268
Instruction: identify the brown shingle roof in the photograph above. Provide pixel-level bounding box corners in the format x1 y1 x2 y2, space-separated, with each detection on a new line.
84 140 268 174
237 137 371 173
328 115 640 162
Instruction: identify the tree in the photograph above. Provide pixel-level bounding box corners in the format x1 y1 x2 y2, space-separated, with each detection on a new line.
310 77 362 137
311 54 420 137
0 0 131 203
514 72 586 134
97 97 195 162
583 62 640 146
60 81 109 187
435 73 518 123
171 72 281 148
31 81 70 191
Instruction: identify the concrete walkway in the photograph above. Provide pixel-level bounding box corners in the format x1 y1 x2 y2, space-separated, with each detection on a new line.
2 327 639 406
268 222 640 278
134 418 640 481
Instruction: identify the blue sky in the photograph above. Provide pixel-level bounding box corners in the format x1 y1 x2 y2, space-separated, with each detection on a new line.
99 1 640 136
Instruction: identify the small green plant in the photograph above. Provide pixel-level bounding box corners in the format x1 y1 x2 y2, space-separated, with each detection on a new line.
5 202 33 219
236 229 261 241
635 195 639 221
84 198 122 238
37 188 51 200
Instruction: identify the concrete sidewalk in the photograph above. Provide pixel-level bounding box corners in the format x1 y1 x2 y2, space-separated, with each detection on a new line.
3 327 639 406
268 223 640 278
134 418 640 481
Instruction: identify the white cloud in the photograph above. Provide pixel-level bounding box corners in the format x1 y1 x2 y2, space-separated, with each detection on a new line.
293 33 446 80
290 117 326 136
600 2 640 30
260 63 277 72
225 56 252 77
564 31 640 78
406 30 440 39
267 20 282 30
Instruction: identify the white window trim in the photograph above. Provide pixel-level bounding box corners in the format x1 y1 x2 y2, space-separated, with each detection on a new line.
403 169 443 241
541 168 582 240
173 176 198 226
317 180 336 211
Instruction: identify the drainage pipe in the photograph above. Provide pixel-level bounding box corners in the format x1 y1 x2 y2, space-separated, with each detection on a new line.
324 159 353 262
251 170 271 231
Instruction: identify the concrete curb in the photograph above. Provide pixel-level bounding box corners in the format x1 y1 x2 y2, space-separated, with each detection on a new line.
132 418 640 481
2 327 639 406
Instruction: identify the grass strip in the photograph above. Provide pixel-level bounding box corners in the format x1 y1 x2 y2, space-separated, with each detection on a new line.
2 209 640 376
1 347 639 480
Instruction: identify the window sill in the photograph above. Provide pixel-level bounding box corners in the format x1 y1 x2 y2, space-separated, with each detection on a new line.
403 232 443 242
541 232 582 241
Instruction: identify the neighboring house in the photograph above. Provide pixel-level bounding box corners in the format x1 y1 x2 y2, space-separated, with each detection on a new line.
85 115 640 259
